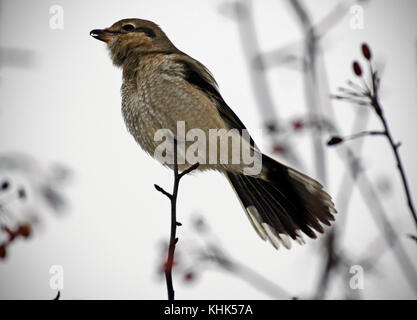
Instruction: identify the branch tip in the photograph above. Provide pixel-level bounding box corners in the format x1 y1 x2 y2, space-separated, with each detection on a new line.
154 184 172 199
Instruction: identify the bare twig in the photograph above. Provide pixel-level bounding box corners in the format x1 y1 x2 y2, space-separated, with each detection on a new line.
154 139 199 300
180 215 292 299
199 244 291 299
373 98 417 227
53 291 61 300
286 0 346 299
327 130 385 146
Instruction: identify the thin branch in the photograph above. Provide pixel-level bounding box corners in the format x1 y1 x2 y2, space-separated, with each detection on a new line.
372 98 417 228
229 260 292 299
327 130 385 146
153 184 172 200
154 139 199 300
186 217 292 299
53 291 60 300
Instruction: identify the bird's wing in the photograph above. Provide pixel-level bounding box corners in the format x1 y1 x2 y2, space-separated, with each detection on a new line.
169 53 250 134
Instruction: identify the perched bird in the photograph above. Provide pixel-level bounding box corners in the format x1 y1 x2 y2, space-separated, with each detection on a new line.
90 18 337 250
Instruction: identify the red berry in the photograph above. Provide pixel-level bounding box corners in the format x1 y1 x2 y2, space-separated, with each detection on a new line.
18 224 32 238
353 61 362 77
273 144 285 154
0 245 6 259
361 43 372 60
292 120 304 131
184 272 194 282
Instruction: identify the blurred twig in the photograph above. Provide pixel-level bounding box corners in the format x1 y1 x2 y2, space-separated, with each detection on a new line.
0 47 36 69
314 106 370 300
286 0 346 299
173 214 292 299
0 153 71 260
200 244 291 299
408 234 417 243
222 0 303 167
288 0 329 184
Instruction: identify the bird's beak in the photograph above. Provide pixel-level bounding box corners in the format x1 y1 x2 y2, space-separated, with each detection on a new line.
90 29 115 43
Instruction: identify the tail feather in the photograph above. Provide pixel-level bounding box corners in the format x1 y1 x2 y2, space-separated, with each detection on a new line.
238 175 292 244
227 154 337 250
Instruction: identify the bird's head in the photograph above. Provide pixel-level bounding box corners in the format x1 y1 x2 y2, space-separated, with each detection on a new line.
90 18 176 66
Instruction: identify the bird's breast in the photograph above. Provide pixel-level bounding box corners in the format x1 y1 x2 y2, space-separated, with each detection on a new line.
121 76 165 157
120 57 238 172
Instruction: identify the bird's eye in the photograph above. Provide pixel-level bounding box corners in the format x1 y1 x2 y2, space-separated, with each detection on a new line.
122 24 135 32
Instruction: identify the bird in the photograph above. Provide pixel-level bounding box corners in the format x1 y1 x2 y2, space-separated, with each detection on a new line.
90 18 337 250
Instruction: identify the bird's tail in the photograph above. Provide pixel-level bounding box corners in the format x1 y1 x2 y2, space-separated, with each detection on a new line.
226 154 337 249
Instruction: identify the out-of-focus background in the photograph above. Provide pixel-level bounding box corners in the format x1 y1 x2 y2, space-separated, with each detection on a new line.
0 0 416 299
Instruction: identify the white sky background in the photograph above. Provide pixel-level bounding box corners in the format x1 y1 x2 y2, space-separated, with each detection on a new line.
0 0 416 299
